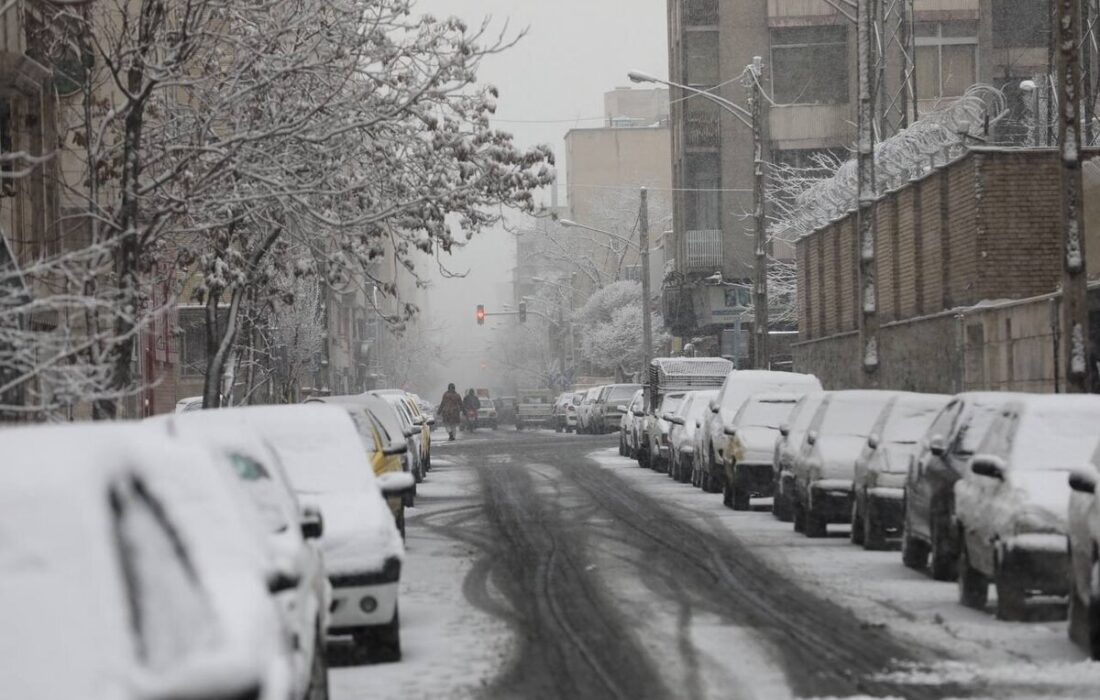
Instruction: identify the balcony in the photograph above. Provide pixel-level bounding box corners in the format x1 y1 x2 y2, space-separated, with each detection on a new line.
684 0 719 26
683 229 722 272
685 99 720 147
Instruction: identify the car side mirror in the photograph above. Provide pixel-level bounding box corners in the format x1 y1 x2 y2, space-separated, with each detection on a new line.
378 471 416 498
806 430 818 446
668 415 685 425
300 506 324 540
617 405 628 413
1069 470 1098 495
404 428 419 438
723 425 738 436
428 418 436 427
382 443 408 457
970 455 1006 481
867 434 880 450
779 423 790 437
709 400 720 414
929 435 946 457
633 410 645 417
267 569 301 595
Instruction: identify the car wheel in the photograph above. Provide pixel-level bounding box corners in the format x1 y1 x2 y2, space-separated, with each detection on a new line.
849 500 865 545
805 504 828 538
356 607 401 663
306 619 330 700
679 458 692 484
1089 558 1100 660
773 489 793 522
793 500 806 533
1068 560 1090 649
901 523 930 571
731 482 750 511
957 537 989 610
396 509 406 540
929 516 959 581
994 555 1028 622
863 497 887 551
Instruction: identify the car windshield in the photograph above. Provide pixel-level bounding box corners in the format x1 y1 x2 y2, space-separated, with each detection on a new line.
225 452 290 533
881 401 946 444
1013 409 1100 470
265 429 369 494
738 398 800 429
819 396 893 437
608 385 640 402
344 410 381 453
660 394 686 414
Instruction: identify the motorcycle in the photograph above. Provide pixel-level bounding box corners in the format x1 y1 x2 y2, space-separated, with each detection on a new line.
460 407 479 432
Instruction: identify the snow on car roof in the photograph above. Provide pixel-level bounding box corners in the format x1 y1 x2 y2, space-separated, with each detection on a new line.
818 390 902 437
880 394 951 444
1001 396 1100 470
735 392 803 428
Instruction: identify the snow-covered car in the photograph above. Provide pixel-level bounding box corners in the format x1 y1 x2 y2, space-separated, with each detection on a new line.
475 388 498 429
772 392 825 521
227 404 414 660
666 389 718 483
792 390 901 537
0 423 292 700
701 370 823 496
956 396 1100 621
577 386 603 434
1068 442 1100 658
850 392 950 550
594 383 642 434
402 394 433 472
175 394 204 412
723 392 805 510
620 389 644 457
160 413 332 699
376 392 426 480
646 391 687 473
554 392 579 432
902 392 1019 580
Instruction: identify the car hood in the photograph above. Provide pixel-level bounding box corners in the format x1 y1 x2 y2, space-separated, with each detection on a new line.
734 426 780 462
300 490 403 577
812 436 867 479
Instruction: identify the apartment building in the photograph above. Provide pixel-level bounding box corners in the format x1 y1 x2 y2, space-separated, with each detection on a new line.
663 0 1050 353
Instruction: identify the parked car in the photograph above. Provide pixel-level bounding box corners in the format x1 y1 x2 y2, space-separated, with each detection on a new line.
666 389 718 483
902 392 1020 580
227 404 414 659
175 395 204 413
791 390 900 537
475 388 498 429
495 396 518 426
955 396 1100 621
382 392 430 480
554 392 579 433
646 391 688 472
593 383 642 434
0 424 292 700
723 392 805 510
515 389 555 430
850 393 950 550
1068 442 1100 658
646 358 733 473
620 389 645 457
402 394 433 473
701 370 823 496
577 386 603 434
772 392 826 521
159 414 331 699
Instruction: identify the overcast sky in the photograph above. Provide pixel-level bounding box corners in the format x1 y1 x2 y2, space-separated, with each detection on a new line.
413 0 669 395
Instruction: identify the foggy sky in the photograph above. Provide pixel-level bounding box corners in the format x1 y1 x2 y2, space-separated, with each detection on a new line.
412 0 669 396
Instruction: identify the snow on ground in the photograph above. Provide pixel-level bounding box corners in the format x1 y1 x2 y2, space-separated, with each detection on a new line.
588 447 1100 698
330 453 515 700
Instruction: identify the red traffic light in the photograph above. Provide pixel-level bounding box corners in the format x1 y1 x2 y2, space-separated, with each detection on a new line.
476 304 485 325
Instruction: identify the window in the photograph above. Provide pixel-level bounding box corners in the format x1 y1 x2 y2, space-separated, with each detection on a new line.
684 31 719 86
992 0 1049 48
685 152 721 231
916 22 977 101
684 0 719 26
770 26 849 105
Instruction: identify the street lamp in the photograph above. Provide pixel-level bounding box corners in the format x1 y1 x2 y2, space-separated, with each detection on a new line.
630 65 771 369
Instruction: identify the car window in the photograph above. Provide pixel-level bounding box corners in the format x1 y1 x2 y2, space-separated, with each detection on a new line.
881 400 947 444
110 478 216 673
226 452 292 534
976 408 1015 459
818 396 892 437
955 401 1001 455
608 385 640 402
789 394 824 435
344 409 381 453
736 397 800 429
660 393 686 414
924 400 958 446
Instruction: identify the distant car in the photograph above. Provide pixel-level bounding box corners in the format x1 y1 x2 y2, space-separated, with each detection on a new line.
495 396 518 426
554 392 579 433
175 395 203 412
772 392 825 521
0 424 291 700
577 386 603 434
902 392 1020 580
1068 442 1100 658
701 370 823 497
850 393 950 550
475 388 498 429
620 389 644 457
647 391 687 473
723 392 804 510
666 389 717 483
593 384 642 434
956 396 1100 621
158 414 331 699
226 404 414 659
515 389 555 430
791 390 900 537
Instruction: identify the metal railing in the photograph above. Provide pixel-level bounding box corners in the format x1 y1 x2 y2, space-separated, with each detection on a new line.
683 229 722 271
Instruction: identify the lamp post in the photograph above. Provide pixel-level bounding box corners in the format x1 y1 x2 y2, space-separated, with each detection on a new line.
629 67 770 369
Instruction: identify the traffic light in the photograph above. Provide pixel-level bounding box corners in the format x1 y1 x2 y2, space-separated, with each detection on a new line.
518 301 527 323
476 304 485 325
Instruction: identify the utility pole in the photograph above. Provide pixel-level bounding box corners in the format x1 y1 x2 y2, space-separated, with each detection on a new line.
747 56 769 370
640 187 653 380
1057 0 1091 393
857 0 881 387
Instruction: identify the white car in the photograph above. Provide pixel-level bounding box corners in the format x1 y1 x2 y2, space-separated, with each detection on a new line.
577 386 603 434
791 390 900 537
0 424 291 700
957 396 1100 621
162 413 332 699
646 390 687 473
701 370 823 495
773 393 826 521
1068 442 1100 658
226 404 413 660
619 389 643 455
666 389 718 483
851 392 950 550
723 392 805 510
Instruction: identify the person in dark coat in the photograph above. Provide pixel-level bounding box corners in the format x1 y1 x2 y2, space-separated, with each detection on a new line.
438 383 464 441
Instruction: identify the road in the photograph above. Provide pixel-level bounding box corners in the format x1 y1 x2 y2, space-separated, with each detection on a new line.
332 429 1098 700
